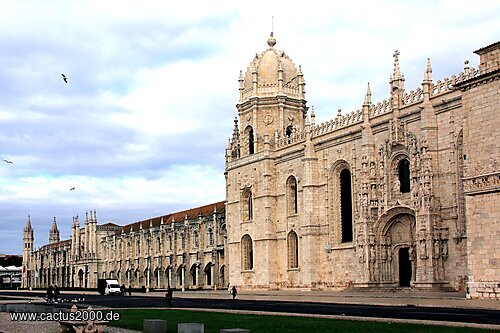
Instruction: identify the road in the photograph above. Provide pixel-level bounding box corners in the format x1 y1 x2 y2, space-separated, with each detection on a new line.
1 290 499 326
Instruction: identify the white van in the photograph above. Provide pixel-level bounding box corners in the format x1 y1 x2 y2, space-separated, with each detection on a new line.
97 279 122 295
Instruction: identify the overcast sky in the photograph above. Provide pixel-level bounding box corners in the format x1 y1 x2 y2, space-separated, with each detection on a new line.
0 0 498 254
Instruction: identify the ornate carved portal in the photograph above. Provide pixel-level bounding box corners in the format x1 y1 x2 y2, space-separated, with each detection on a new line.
374 209 416 286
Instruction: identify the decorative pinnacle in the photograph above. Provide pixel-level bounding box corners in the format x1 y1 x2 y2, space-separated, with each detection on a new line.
424 58 432 82
51 216 58 231
233 117 239 136
25 214 32 230
311 106 315 119
364 82 372 105
393 50 402 79
267 32 276 48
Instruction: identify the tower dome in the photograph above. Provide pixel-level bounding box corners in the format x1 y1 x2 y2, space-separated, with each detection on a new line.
239 33 305 102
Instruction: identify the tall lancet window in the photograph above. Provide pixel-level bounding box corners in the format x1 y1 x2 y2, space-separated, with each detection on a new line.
287 230 299 269
398 159 411 193
241 188 253 221
340 169 353 243
287 176 298 215
241 234 253 271
245 126 254 155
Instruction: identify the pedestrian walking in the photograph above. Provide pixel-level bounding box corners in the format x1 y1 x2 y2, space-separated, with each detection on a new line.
165 287 173 306
46 285 54 303
120 284 126 296
128 285 132 296
231 286 238 300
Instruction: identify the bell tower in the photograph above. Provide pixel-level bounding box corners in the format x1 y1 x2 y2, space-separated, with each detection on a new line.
22 215 34 288
49 216 60 244
225 33 309 289
230 33 308 158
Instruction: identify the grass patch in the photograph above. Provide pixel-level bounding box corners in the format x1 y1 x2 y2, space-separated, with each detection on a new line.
108 309 499 333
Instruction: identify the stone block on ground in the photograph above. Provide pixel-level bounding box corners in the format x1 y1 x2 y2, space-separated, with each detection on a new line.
144 319 167 333
178 322 204 333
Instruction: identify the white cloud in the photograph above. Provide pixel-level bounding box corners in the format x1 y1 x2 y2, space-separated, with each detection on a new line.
1 0 499 253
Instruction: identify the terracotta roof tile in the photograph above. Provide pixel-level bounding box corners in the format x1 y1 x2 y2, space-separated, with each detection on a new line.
117 201 225 234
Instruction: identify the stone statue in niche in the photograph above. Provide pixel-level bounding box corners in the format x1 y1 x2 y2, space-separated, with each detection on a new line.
409 244 416 261
393 178 401 194
433 239 441 259
380 245 387 261
358 244 364 263
442 240 448 260
419 239 427 259
370 162 376 177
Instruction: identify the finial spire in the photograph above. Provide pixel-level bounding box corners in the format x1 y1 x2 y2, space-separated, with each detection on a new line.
52 216 58 230
424 58 432 82
25 214 32 230
232 116 240 142
267 31 276 48
393 50 401 80
364 82 372 105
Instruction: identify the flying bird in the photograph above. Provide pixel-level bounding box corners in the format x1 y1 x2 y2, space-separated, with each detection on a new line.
3 159 13 164
61 74 69 83
70 187 75 191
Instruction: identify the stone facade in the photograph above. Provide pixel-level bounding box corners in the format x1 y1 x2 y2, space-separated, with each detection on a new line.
21 35 499 299
22 202 227 290
225 35 499 298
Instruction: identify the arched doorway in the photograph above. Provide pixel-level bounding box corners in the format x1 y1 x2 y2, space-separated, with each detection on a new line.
204 263 212 286
375 207 416 286
399 247 411 287
219 265 225 288
165 266 172 288
154 267 160 288
177 266 184 288
77 269 84 288
190 264 197 287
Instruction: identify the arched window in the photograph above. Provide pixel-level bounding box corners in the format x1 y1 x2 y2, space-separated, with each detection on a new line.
245 126 254 155
287 231 299 269
241 234 253 271
180 233 185 249
208 228 214 246
340 169 353 243
168 234 172 250
204 263 212 286
193 231 199 248
398 159 411 193
287 176 298 215
241 188 253 221
190 264 197 286
285 125 293 137
136 239 140 257
156 236 161 254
